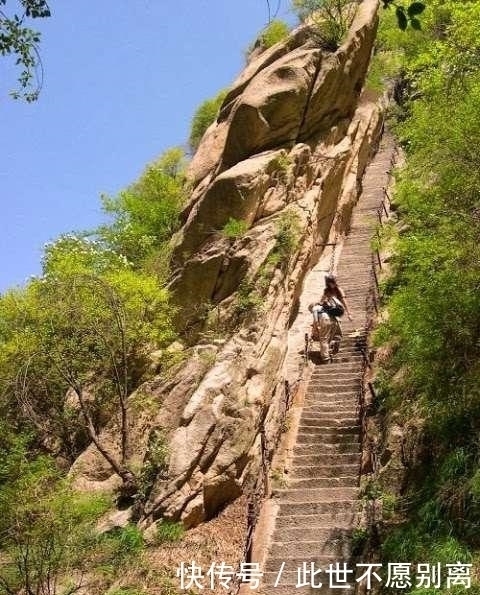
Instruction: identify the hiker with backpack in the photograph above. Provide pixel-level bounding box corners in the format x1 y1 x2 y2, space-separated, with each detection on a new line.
309 274 352 362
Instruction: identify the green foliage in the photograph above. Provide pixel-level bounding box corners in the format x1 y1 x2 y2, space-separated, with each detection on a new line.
381 492 398 519
221 217 249 239
155 520 185 544
0 0 51 101
273 152 291 172
99 524 144 563
366 46 402 94
271 152 292 184
235 281 264 317
390 1 426 31
138 429 169 500
0 439 109 594
274 210 301 260
0 233 174 476
351 527 369 556
374 0 480 571
94 524 145 585
98 147 187 268
256 19 290 49
189 89 228 151
292 0 356 49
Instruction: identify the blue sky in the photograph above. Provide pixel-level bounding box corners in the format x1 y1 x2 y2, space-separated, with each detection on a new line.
0 0 294 292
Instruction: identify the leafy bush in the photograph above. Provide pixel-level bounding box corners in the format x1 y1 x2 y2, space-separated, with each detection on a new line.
189 89 228 151
138 429 169 500
100 524 144 562
221 217 249 239
373 0 480 570
351 527 369 556
98 147 187 268
257 19 290 49
275 210 301 259
292 0 356 49
0 443 109 595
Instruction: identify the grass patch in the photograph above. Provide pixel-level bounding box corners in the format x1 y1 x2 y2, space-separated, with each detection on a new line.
155 520 185 544
221 218 249 239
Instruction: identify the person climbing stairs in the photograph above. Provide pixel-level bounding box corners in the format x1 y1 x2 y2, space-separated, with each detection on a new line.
259 133 396 594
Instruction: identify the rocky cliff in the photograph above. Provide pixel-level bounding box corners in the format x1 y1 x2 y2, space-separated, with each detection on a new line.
71 0 385 531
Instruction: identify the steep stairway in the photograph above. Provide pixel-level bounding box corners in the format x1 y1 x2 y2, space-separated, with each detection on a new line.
261 134 396 594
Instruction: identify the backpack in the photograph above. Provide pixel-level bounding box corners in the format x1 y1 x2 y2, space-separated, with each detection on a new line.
323 297 345 318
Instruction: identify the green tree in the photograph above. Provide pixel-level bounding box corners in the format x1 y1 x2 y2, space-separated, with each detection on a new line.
0 236 174 493
0 0 51 101
292 0 426 39
98 147 187 269
0 434 108 595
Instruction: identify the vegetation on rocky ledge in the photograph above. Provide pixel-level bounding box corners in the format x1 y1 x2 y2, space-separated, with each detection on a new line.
371 0 480 580
1 0 479 593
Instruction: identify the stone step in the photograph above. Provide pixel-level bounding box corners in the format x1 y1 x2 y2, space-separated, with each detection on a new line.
310 364 362 373
288 476 358 489
299 423 360 431
290 464 359 478
264 554 341 573
310 364 363 372
268 536 352 558
328 355 364 364
300 417 359 426
274 510 356 528
277 499 357 518
300 420 360 433
298 425 360 435
303 402 358 411
274 487 358 502
303 401 359 409
304 392 359 399
302 405 359 421
310 372 362 381
304 391 359 401
301 415 359 423
296 433 360 445
293 443 360 456
291 453 360 466
297 422 361 432
308 382 362 391
272 525 353 544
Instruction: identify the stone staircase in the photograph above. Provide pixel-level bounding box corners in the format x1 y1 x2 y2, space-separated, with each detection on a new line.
260 134 396 594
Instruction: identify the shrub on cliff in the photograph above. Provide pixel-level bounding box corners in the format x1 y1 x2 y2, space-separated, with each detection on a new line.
0 435 109 595
98 147 187 270
292 0 356 49
189 89 228 151
252 19 290 52
373 0 480 567
259 19 290 48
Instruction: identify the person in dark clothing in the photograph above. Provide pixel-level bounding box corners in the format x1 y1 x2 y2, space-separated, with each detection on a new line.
309 274 352 361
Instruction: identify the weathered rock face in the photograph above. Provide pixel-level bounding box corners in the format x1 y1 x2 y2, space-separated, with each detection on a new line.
172 0 380 330
71 0 385 529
